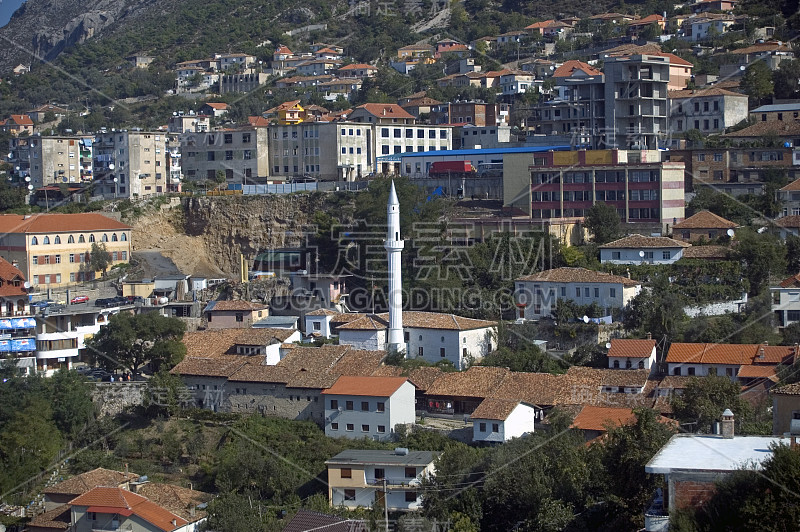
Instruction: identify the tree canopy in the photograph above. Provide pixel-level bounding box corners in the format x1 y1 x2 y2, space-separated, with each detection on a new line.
671 376 752 434
87 312 187 374
584 202 621 244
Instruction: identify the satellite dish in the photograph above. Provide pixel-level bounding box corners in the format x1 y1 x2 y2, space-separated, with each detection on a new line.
172 111 178 116
740 65 746 71
605 342 612 349
638 250 645 258
726 228 735 237
757 227 767 234
108 163 115 170
27 185 33 191
23 281 30 289
583 315 590 324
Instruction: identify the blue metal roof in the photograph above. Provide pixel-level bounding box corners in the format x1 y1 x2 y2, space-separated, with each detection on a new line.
389 145 571 159
751 103 800 113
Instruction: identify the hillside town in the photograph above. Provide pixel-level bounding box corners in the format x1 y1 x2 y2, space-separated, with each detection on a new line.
1 0 800 530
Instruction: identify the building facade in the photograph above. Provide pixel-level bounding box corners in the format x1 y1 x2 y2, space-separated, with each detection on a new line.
668 88 749 135
599 235 690 265
93 130 168 198
181 127 270 184
8 135 94 189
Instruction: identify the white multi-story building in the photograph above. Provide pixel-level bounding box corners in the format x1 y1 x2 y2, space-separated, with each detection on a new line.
322 376 416 441
599 235 691 265
325 449 438 511
515 267 642 320
772 273 800 328
93 130 168 198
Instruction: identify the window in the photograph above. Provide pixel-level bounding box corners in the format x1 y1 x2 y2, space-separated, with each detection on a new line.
341 468 352 478
242 133 251 143
362 424 369 432
330 399 338 409
225 150 233 161
121 233 127 242
662 251 671 260
405 491 418 502
235 313 244 322
375 468 385 479
346 423 354 431
101 234 108 242
479 422 486 432
576 288 580 297
418 346 423 356
89 235 95 243
612 251 621 260
376 402 385 412
331 422 339 430
377 425 386 433
440 348 446 358
492 423 499 432
344 489 356 501
405 467 416 478
687 367 696 376
43 236 50 245
594 288 599 298
610 288 616 298
207 151 215 161
361 401 369 411
69 254 75 263
613 360 620 368
346 400 354 410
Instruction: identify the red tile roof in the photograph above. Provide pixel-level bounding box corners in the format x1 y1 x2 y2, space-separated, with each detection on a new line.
321 375 409 396
779 273 800 288
737 364 778 381
248 116 271 127
44 468 138 496
608 338 656 359
776 215 800 228
672 210 737 230
355 103 414 119
69 487 188 531
9 114 33 126
599 234 690 249
780 178 800 192
731 41 794 55
340 63 377 70
204 103 228 110
517 267 640 286
525 19 556 30
0 256 26 297
666 343 796 366
571 405 637 432
669 87 743 99
552 60 602 78
335 311 496 331
470 398 524 420
207 300 268 311
0 213 131 234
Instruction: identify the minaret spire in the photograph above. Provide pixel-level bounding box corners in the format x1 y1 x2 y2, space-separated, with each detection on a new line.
385 180 405 354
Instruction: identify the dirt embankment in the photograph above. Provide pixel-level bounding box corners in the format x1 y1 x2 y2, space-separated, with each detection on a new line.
130 193 349 278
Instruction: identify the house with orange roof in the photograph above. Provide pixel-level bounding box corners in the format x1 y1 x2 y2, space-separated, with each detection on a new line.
665 342 796 382
337 63 378 78
525 20 556 35
0 256 36 376
771 273 800 329
627 14 667 33
0 114 34 136
203 299 269 328
599 234 691 265
66 486 195 532
671 210 737 242
778 178 800 218
570 405 639 441
198 102 228 117
607 337 658 372
719 41 795 77
471 398 539 443
322 375 415 440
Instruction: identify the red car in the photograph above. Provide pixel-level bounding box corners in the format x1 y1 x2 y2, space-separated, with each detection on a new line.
70 295 90 304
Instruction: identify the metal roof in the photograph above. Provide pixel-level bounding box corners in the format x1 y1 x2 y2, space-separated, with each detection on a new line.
751 103 800 113
325 450 438 466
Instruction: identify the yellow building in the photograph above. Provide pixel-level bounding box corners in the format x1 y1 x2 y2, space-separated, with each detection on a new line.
269 100 306 125
0 213 132 288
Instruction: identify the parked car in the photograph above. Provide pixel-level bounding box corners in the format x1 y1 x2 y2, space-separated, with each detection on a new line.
70 295 90 304
31 300 54 308
126 295 145 304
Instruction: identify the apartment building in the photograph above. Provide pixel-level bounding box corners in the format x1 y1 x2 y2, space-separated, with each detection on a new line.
0 213 131 288
504 149 685 231
8 135 93 189
0 256 36 376
429 101 509 126
603 55 670 150
93 130 168 198
268 122 369 181
325 449 438 511
181 127 270 184
668 88 749 135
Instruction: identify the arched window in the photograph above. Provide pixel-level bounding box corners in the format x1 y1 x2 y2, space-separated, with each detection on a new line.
17 300 25 311
31 237 38 245
43 236 50 245
638 360 645 369
89 235 95 243
68 235 74 243
5 302 12 315
111 233 118 242
121 233 127 242
101 234 108 242
54 236 61 244
625 360 632 369
613 360 620 369
78 235 85 243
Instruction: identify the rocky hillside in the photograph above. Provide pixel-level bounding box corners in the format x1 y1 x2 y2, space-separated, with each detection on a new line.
131 193 355 277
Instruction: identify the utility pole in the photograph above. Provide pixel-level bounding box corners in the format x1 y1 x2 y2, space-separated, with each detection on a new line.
383 477 389 531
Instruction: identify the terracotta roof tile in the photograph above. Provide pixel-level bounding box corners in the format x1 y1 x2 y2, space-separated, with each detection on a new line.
776 215 800 228
44 468 138 496
737 364 778 381
731 41 794 55
0 213 131 234
780 179 800 192
69 487 188 531
340 63 377 70
322 375 409 396
567 366 650 388
307 308 338 316
672 210 737 230
525 19 556 29
723 120 800 138
206 300 268 311
204 103 228 110
517 267 640 286
608 338 656 358
0 256 26 297
669 87 744 99
426 366 510 398
571 405 637 431
134 484 213 523
470 398 523 420
26 504 71 529
552 60 602 78
490 372 561 405
599 234 690 249
682 245 731 259
336 311 497 331
666 343 795 365
779 273 800 288
355 104 415 120
772 382 800 396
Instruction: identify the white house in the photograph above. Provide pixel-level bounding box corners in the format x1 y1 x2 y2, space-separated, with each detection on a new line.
515 267 642 320
336 311 497 370
607 337 658 372
326 449 438 511
470 399 539 443
772 273 800 328
304 308 339 337
665 342 794 380
599 235 691 265
322 376 416 441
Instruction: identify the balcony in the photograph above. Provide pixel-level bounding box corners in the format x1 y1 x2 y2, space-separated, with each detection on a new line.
367 477 423 488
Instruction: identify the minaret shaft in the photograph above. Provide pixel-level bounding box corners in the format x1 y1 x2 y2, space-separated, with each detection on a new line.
385 181 405 353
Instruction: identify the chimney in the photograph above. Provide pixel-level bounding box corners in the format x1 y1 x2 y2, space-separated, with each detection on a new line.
11 260 18 269
647 332 652 340
171 519 177 527
758 346 765 360
124 462 129 479
720 409 735 439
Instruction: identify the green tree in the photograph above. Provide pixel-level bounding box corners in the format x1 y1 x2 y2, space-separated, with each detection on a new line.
640 22 663 41
0 180 28 211
741 62 775 104
671 376 752 433
204 492 275 532
87 312 186 375
584 202 621 244
49 369 94 437
734 228 787 295
89 242 112 276
624 275 687 341
0 401 63 494
773 59 800 99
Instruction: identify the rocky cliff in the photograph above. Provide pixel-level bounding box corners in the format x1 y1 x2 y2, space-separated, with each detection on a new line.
132 193 356 278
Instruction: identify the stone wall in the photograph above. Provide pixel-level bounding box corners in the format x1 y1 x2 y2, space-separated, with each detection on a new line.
92 382 147 417
226 383 325 425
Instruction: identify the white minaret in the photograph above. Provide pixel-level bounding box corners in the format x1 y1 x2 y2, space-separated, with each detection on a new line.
385 181 405 353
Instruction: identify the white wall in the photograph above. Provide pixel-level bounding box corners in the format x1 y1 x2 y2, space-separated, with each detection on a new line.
339 329 385 351
324 381 415 441
609 349 656 370
472 403 537 443
305 315 333 338
515 280 641 319
667 363 740 380
600 247 683 265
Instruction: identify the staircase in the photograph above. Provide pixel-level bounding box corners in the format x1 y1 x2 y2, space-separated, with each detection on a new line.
24 459 68 517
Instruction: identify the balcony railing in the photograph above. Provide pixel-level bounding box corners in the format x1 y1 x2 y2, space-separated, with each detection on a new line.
367 477 423 487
